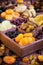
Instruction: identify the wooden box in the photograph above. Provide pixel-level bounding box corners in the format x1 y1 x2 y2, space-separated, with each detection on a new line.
0 28 43 57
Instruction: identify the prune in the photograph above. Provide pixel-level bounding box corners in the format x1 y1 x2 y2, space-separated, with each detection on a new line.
33 26 43 39
5 30 19 38
13 17 27 26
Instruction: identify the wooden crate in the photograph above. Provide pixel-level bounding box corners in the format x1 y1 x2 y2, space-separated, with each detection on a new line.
0 28 43 57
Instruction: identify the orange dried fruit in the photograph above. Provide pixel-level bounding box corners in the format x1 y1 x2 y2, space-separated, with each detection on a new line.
22 57 29 63
38 55 43 62
16 0 23 3
5 15 13 20
3 56 16 64
1 12 6 18
23 33 33 37
28 37 35 44
32 37 35 42
19 37 29 46
5 9 13 14
15 34 23 43
12 12 20 19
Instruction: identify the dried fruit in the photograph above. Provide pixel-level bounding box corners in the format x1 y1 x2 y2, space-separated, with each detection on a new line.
29 55 34 61
35 14 43 22
16 0 23 3
38 55 43 62
5 29 19 38
26 27 30 32
19 37 29 46
5 15 13 20
31 59 40 65
5 9 13 14
3 56 16 64
29 55 37 61
1 12 6 18
12 12 20 18
15 34 23 43
13 17 27 26
23 33 33 37
15 4 27 13
15 32 35 46
22 57 29 63
28 37 35 44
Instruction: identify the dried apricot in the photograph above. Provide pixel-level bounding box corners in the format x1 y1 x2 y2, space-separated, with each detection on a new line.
5 9 13 14
23 33 33 37
32 37 35 42
22 57 29 63
38 55 43 62
19 37 29 46
16 0 23 3
3 56 16 64
5 15 13 20
28 37 35 44
1 12 6 18
15 34 23 43
12 12 20 19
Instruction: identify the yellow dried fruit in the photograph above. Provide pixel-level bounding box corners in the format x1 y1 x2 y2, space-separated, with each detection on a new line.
23 33 33 37
16 0 23 3
35 14 43 22
28 37 35 44
29 25 34 30
19 37 29 46
15 34 23 43
38 55 43 62
26 28 30 32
